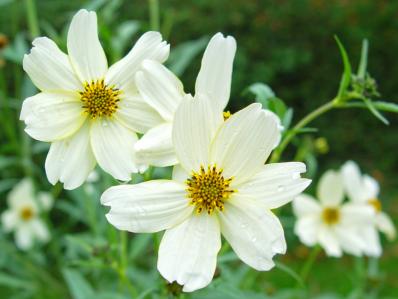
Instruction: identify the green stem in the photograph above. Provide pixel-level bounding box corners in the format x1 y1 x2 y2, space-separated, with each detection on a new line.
270 99 338 163
24 0 40 38
148 0 160 31
118 231 137 297
299 246 322 284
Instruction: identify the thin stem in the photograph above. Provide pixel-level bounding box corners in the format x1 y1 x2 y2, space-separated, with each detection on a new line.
270 99 338 163
24 0 40 38
118 231 138 297
148 0 160 31
299 246 322 284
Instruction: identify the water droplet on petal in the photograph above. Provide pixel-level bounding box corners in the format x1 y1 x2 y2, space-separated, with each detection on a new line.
277 185 284 192
251 237 257 242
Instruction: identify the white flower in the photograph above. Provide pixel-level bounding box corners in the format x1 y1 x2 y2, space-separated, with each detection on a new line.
134 32 282 167
1 179 52 250
21 9 169 189
101 96 310 292
342 161 396 242
293 170 376 257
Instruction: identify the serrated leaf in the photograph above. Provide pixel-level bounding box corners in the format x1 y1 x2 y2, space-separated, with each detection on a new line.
363 98 389 125
335 36 352 97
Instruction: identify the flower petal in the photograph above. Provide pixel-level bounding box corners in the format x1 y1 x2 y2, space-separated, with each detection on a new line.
210 104 279 185
30 219 50 242
135 123 178 167
340 203 374 226
101 180 192 233
358 226 381 257
317 170 344 206
363 175 379 199
292 194 322 217
15 225 34 250
37 192 53 211
158 213 221 292
115 93 163 134
136 60 185 121
318 226 342 257
172 164 189 183
341 160 365 202
23 37 81 91
219 196 286 271
22 92 86 142
90 119 139 181
7 179 35 209
195 33 236 111
334 225 367 257
67 9 107 82
1 210 19 232
377 212 396 241
237 162 311 209
294 216 320 246
173 94 223 173
45 122 96 190
106 32 169 90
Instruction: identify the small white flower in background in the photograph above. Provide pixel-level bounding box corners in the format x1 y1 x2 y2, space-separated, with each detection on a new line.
101 96 310 292
342 161 396 242
1 179 52 250
293 170 378 257
21 9 169 189
133 32 282 167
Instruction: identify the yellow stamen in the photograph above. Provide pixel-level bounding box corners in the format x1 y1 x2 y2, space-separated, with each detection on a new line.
80 79 121 118
322 207 340 225
186 165 235 215
368 198 382 213
20 206 34 221
223 111 231 120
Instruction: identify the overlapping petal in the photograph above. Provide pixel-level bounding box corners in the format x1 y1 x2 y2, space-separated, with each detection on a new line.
238 162 311 209
195 33 236 111
210 104 279 185
45 122 96 190
317 170 344 206
67 9 107 82
101 181 192 233
158 214 221 292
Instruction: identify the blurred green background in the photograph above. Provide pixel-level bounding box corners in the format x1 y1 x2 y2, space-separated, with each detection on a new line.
0 0 397 298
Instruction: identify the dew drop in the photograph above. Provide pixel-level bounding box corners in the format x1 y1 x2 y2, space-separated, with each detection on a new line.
277 185 284 192
102 121 108 127
251 237 257 242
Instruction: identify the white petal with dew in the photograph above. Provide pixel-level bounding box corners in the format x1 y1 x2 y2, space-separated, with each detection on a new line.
158 213 221 292
210 104 279 185
219 196 286 271
90 119 139 181
22 92 86 142
45 121 96 190
238 162 311 209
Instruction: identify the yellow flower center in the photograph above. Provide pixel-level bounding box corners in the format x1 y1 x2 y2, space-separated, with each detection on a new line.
186 165 235 215
368 198 382 213
80 79 121 118
20 206 34 221
322 207 340 225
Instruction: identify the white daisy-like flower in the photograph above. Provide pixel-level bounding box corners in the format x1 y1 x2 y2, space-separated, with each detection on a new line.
134 32 282 167
1 179 52 250
342 161 396 242
101 96 310 292
293 170 376 257
20 9 169 189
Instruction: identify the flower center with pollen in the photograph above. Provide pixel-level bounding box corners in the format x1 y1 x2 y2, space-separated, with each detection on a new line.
368 198 382 213
20 206 34 221
322 207 340 225
186 165 235 214
80 79 121 118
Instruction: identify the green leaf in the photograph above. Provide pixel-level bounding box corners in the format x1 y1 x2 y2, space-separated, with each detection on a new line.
357 39 368 79
0 273 34 290
282 108 294 130
274 261 305 288
62 268 95 299
167 36 209 76
372 101 398 113
363 98 389 125
334 36 352 97
245 82 275 108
